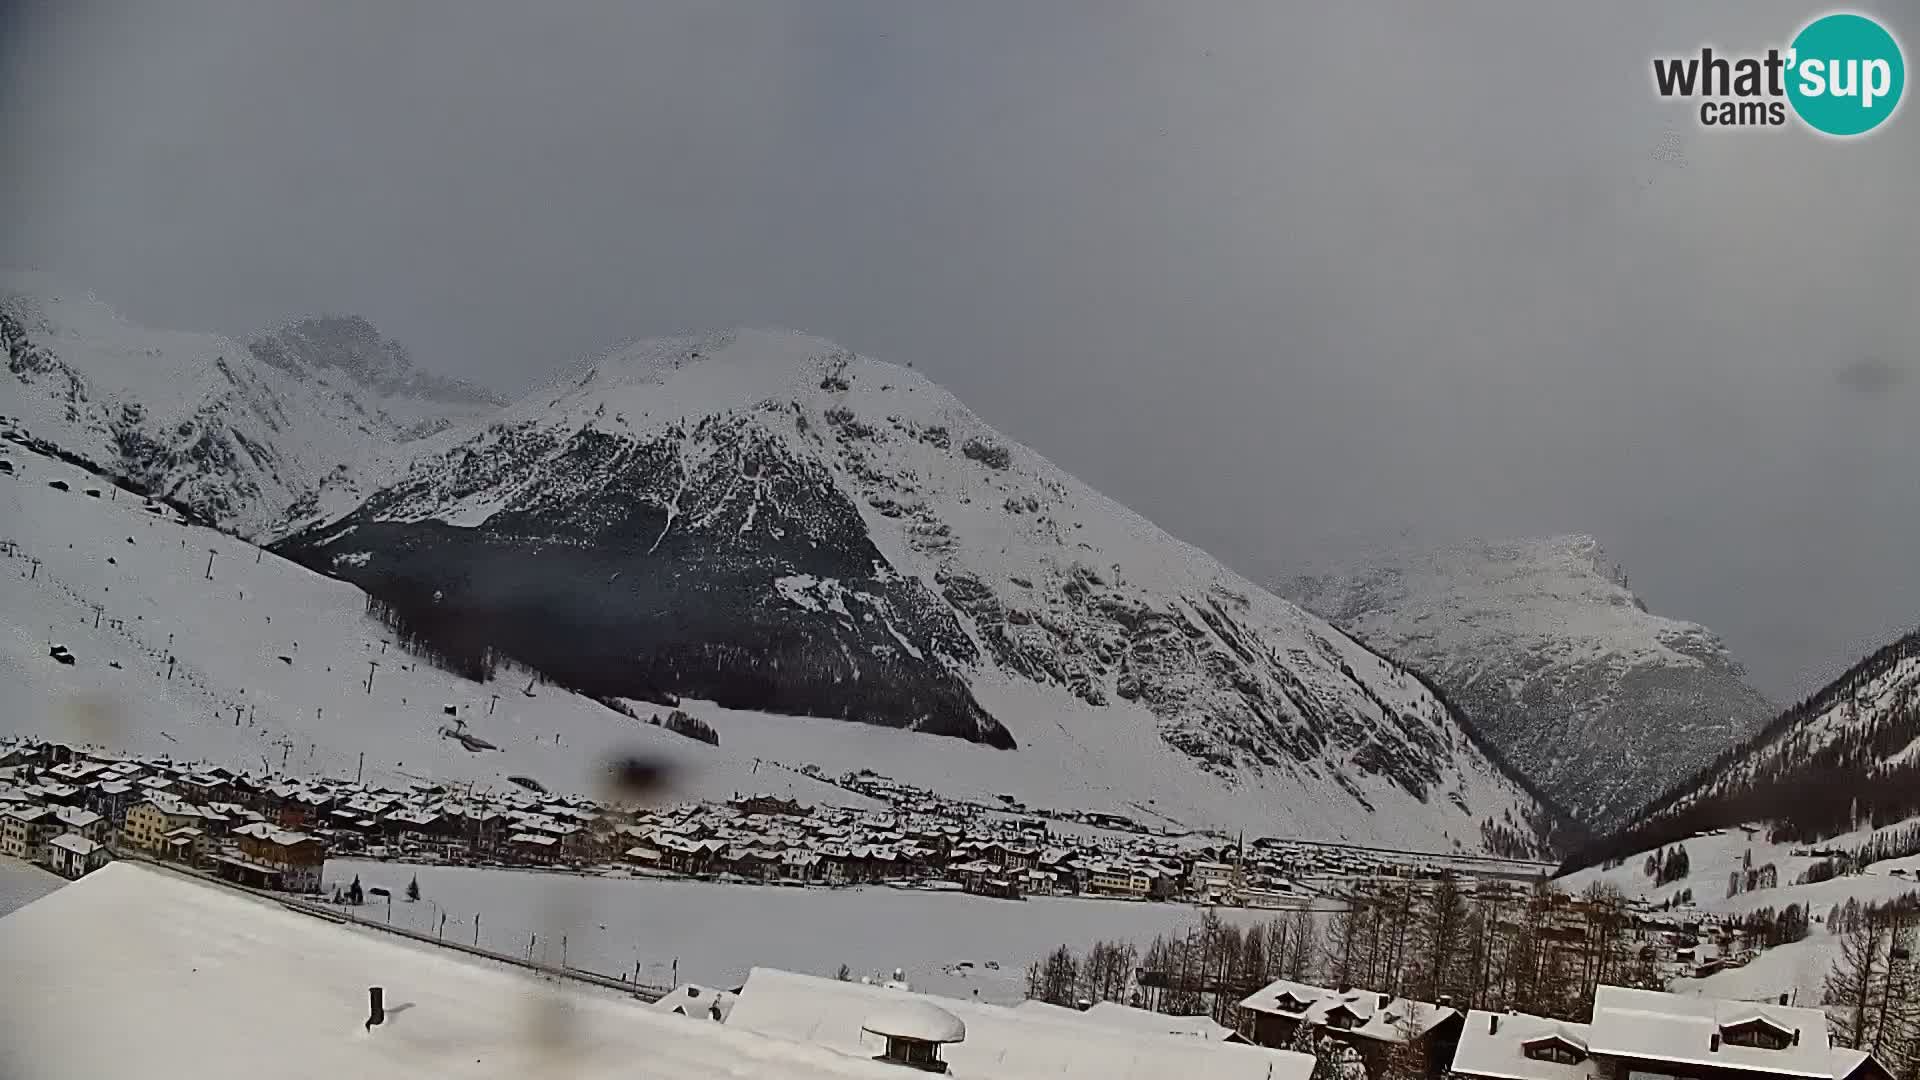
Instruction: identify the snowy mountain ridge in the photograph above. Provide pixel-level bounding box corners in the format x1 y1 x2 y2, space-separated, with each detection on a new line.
275 328 1563 854
0 282 1567 853
1575 629 1920 862
1284 535 1775 831
0 276 499 536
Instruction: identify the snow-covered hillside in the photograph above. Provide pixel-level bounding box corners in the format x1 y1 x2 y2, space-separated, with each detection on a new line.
1285 536 1774 830
1562 629 1920 876
0 429 857 806
1558 820 1920 1008
0 276 498 536
269 329 1561 854
1655 634 1920 819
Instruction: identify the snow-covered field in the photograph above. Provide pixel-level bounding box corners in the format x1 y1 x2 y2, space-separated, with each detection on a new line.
325 859 1273 1004
1673 935 1838 1008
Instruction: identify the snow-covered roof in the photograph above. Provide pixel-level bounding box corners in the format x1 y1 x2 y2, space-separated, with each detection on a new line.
1238 979 1456 1043
862 1000 967 1043
652 984 739 1022
1013 999 1242 1043
51 806 101 829
1452 1011 1597 1080
47 833 101 857
0 863 936 1079
1586 986 1834 1079
728 967 1311 1080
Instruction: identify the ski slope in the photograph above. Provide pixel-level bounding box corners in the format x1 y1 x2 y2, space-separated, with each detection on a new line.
0 434 857 806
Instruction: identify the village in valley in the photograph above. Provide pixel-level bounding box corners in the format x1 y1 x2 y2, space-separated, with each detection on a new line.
0 731 1549 905
6 726 1909 1079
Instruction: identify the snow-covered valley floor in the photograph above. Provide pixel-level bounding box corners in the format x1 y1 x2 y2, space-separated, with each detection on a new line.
323 859 1273 1004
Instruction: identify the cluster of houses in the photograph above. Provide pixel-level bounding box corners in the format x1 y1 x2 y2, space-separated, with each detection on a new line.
0 736 1557 919
1230 975 1891 1080
0 741 330 891
0 738 1386 906
706 967 1894 1080
832 770 1545 890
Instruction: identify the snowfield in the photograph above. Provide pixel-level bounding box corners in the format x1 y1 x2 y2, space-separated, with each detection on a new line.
324 858 1276 1004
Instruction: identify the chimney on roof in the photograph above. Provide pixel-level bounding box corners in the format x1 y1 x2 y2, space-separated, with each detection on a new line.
1793 1030 1800 1046
366 986 385 1031
1490 1015 1499 1035
1379 994 1391 1009
1780 993 1790 1006
1710 1034 1720 1053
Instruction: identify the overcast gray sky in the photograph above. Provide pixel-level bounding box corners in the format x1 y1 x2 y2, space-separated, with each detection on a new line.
3 0 1916 702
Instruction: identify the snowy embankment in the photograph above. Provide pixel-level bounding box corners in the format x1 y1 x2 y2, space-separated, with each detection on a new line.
324 859 1269 1004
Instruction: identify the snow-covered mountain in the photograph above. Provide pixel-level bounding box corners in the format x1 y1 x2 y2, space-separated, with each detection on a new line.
1566 629 1920 870
0 276 500 536
271 329 1564 854
1284 536 1775 831
0 284 1567 852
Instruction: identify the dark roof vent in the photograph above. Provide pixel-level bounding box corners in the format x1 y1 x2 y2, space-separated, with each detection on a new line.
1711 1034 1721 1053
1490 1015 1500 1035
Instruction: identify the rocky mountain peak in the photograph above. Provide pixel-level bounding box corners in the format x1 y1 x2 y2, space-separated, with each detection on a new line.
249 315 504 407
1284 536 1774 830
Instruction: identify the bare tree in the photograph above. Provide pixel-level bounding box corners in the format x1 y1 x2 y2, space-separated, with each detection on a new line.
1825 909 1891 1050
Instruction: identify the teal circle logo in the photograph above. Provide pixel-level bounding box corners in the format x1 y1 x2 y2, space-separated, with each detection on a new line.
1787 13 1905 136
